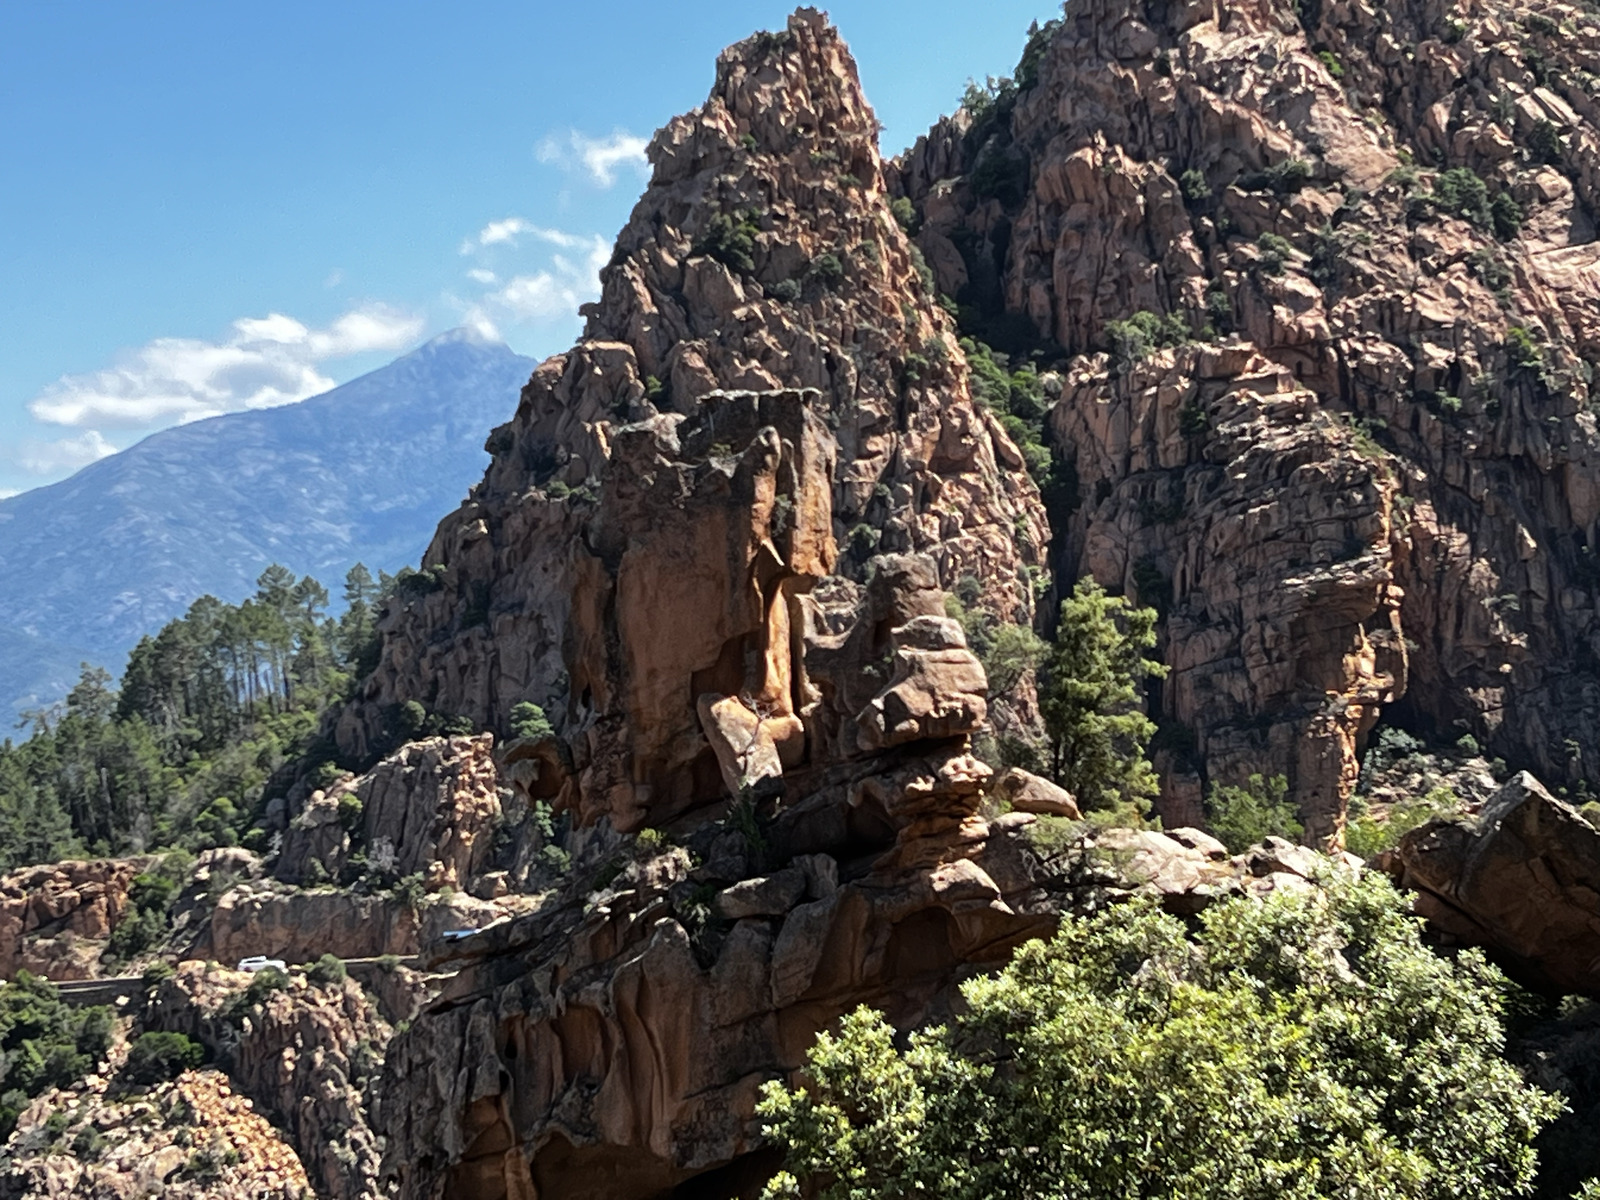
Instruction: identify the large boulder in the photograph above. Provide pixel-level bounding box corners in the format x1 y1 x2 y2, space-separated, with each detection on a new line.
1392 772 1600 993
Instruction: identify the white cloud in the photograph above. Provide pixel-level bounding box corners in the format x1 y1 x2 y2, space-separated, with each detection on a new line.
12 430 117 475
323 268 344 288
28 304 425 431
465 218 598 253
457 229 611 341
535 129 650 188
0 488 20 500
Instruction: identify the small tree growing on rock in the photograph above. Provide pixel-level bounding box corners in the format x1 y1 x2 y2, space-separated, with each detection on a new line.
1039 578 1166 817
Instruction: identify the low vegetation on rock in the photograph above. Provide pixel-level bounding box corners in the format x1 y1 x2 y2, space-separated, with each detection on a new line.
0 973 113 1138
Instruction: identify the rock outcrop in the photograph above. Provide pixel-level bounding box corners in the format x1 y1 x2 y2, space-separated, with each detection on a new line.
894 0 1600 841
311 5 1568 1194
1391 770 1600 993
0 858 148 981
146 964 392 1200
2 1066 311 1200
378 784 1351 1199
335 5 1049 788
276 735 502 892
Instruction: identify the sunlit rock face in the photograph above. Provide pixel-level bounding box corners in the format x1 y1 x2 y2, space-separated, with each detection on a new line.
894 0 1600 842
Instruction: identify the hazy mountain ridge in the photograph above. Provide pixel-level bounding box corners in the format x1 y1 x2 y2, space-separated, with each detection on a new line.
0 329 535 723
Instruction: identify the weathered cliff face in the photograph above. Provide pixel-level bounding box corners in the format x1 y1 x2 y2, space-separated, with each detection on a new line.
336 7 1049 807
1049 343 1407 842
894 0 1600 840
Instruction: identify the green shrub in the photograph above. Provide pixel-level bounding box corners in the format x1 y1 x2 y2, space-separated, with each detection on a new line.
1316 49 1344 78
759 872 1559 1200
1103 310 1190 369
806 252 845 288
1207 773 1301 852
1256 231 1294 275
390 873 428 911
238 966 290 1010
0 973 114 1137
907 244 935 294
1507 325 1544 369
1344 786 1461 860
1427 168 1521 239
1433 166 1490 222
106 857 188 962
1238 158 1312 194
398 700 428 737
695 210 761 274
306 953 347 988
335 791 363 832
1179 167 1210 202
1491 190 1524 240
508 701 553 741
889 195 917 233
770 277 802 303
394 563 447 599
847 523 880 558
122 1031 204 1087
1529 119 1565 166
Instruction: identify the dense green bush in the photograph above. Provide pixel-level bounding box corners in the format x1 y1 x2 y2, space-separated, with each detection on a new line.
0 973 114 1136
695 210 761 274
1207 772 1302 852
1507 325 1545 370
105 851 191 963
508 701 554 741
122 1031 204 1087
1529 119 1565 166
759 872 1560 1200
1427 168 1523 240
1103 310 1190 368
1238 158 1312 195
1344 786 1463 860
1256 232 1295 276
306 953 348 988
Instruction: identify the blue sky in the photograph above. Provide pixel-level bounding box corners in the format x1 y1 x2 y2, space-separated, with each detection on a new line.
0 1 1054 496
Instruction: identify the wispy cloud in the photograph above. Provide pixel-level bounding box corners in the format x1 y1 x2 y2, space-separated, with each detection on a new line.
535 129 650 188
455 223 610 341
464 218 600 253
10 430 117 475
28 304 425 431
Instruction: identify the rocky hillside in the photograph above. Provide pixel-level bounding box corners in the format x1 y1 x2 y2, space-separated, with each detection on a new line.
893 0 1600 839
0 330 534 725
5 2 1600 1198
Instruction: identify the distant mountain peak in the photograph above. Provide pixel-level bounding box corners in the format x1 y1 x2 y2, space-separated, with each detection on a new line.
0 338 537 723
